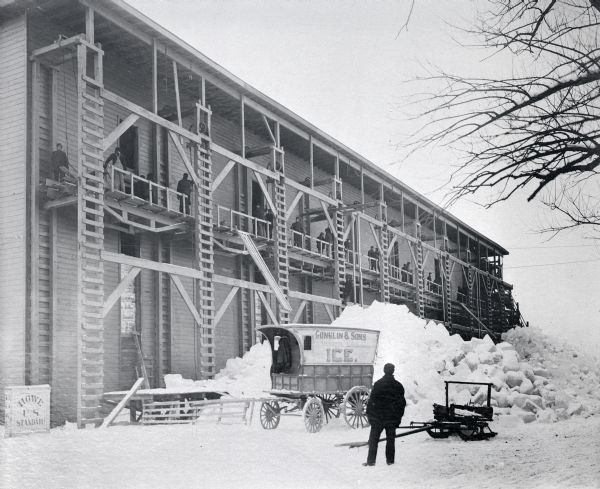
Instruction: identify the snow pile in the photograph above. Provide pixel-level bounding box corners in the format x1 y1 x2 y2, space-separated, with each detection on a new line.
164 302 599 424
164 340 272 398
330 302 600 423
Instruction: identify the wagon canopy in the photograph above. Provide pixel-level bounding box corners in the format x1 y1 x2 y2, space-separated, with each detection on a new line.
258 324 379 368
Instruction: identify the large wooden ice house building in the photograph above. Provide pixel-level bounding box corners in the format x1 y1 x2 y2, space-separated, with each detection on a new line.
0 0 526 426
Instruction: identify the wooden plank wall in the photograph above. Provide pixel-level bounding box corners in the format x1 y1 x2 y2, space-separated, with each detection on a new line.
52 211 78 425
102 231 121 393
0 14 28 421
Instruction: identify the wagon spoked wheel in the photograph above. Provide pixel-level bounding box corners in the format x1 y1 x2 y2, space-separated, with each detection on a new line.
317 394 341 423
343 386 370 429
303 397 325 433
260 401 281 430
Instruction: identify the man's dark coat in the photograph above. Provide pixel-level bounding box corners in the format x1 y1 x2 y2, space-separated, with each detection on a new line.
366 373 406 426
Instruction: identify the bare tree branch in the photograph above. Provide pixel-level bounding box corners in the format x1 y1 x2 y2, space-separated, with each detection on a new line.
406 0 600 235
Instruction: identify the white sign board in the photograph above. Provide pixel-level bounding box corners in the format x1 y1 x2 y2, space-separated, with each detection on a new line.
291 327 379 365
4 385 50 437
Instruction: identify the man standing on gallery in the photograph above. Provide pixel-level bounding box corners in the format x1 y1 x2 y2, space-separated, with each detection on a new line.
363 363 406 466
177 173 193 214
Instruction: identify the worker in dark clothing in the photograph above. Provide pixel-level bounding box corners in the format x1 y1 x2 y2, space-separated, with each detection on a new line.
364 363 406 466
373 246 381 272
344 237 352 262
368 246 377 271
317 230 326 255
177 173 193 214
50 143 71 181
265 207 275 239
104 147 125 191
291 216 304 247
324 227 334 256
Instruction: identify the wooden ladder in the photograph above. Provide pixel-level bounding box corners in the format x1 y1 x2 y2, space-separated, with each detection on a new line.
334 204 346 313
76 42 105 427
379 226 391 303
415 224 425 319
157 239 171 384
239 257 253 352
485 276 493 332
442 239 452 326
466 266 475 331
273 149 290 324
195 103 215 378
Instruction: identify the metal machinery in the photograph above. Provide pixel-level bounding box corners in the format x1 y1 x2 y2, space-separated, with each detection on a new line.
338 380 497 449
258 324 380 433
410 380 497 441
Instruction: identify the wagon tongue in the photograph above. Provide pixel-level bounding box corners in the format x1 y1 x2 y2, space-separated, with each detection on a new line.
335 425 432 448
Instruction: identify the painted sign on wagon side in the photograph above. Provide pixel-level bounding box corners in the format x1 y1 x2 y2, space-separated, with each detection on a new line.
295 327 379 365
4 384 50 437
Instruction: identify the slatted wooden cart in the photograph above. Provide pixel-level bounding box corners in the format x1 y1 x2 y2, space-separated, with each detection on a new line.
258 324 380 433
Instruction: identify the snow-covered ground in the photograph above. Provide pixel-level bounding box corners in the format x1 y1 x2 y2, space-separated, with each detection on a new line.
2 303 599 488
2 414 599 488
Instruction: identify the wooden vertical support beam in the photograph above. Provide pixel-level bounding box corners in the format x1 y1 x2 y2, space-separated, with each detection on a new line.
415 205 419 236
50 67 58 147
360 165 365 205
201 76 206 106
476 271 482 337
401 192 405 233
50 210 57 390
85 6 94 44
356 216 364 307
155 236 163 386
151 39 161 198
172 61 182 126
309 135 314 188
29 59 41 384
240 94 245 158
152 39 158 114
433 212 437 249
275 120 281 147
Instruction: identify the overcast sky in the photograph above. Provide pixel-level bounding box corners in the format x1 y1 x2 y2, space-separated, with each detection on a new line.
126 0 600 353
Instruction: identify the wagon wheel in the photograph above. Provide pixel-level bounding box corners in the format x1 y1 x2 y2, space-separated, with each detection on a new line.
342 386 370 429
303 397 325 433
317 394 341 423
260 401 281 430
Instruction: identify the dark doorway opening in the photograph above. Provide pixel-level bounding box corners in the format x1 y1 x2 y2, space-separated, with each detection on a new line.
251 180 263 217
119 125 138 172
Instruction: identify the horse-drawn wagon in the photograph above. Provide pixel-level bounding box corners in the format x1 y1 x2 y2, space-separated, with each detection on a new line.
257 324 380 433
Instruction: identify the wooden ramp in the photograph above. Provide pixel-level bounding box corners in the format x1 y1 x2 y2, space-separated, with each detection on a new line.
237 230 291 311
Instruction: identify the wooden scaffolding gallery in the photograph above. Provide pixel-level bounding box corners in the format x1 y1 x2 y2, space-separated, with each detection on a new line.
17 0 526 427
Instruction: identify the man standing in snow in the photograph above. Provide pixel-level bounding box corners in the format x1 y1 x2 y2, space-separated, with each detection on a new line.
364 363 406 466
